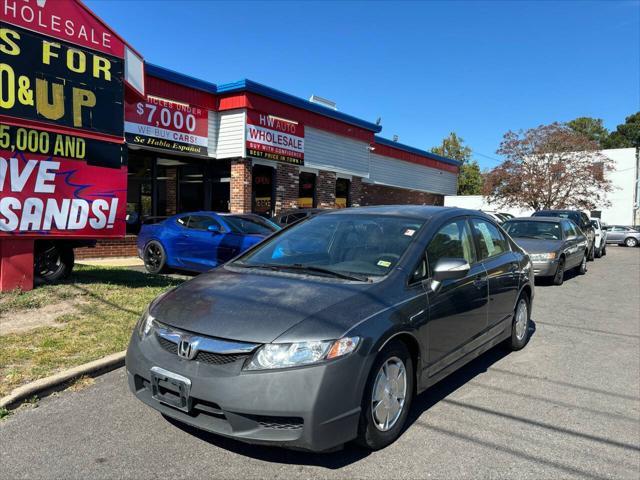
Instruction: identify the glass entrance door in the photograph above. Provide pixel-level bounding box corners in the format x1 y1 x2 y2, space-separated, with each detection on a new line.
252 164 275 217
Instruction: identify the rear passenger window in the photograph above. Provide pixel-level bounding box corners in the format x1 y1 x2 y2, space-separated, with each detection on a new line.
188 215 222 231
472 219 510 259
426 219 476 276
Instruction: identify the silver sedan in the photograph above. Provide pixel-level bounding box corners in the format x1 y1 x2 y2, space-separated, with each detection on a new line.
604 225 640 247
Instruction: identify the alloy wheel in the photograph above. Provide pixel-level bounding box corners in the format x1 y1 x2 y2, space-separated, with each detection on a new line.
371 357 407 432
626 237 638 247
144 244 163 271
515 298 528 341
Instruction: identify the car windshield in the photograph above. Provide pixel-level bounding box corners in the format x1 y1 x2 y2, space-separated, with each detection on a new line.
233 213 425 278
223 215 279 235
504 221 562 240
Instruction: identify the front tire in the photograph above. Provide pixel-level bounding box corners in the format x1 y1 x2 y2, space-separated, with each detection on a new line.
624 237 638 248
577 252 588 275
595 245 602 258
143 240 167 274
588 244 595 261
506 294 530 351
356 340 414 450
552 258 565 285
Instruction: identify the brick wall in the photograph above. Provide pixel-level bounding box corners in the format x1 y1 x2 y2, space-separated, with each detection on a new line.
230 158 252 213
361 183 444 206
165 167 177 215
275 163 299 215
75 235 138 259
349 176 363 207
317 170 336 208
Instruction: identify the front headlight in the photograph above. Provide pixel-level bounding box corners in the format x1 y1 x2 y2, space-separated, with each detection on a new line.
136 308 156 338
245 336 360 370
529 252 556 262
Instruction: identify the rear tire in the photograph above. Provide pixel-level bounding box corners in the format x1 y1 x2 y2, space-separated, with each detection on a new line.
507 293 530 351
602 245 607 256
552 258 565 285
587 245 595 261
143 240 167 274
356 340 414 451
624 237 638 248
34 243 74 284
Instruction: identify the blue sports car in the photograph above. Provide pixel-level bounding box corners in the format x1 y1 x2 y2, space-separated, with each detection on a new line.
137 212 281 274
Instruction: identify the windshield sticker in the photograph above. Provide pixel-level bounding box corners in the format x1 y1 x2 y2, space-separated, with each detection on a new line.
404 229 416 237
377 260 392 268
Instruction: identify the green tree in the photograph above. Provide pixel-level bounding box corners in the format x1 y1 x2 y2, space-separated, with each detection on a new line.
604 112 640 148
432 132 472 162
567 117 610 147
432 132 483 195
457 159 484 195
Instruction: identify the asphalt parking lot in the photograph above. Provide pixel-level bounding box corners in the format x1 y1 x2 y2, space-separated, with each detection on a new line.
1 246 639 479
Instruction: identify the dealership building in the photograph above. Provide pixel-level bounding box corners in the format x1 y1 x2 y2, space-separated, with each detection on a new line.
88 63 461 256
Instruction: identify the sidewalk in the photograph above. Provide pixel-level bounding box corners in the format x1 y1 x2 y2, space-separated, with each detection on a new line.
77 257 143 268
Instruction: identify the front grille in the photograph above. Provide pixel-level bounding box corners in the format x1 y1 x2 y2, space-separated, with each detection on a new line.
156 334 249 365
157 336 178 354
195 351 246 365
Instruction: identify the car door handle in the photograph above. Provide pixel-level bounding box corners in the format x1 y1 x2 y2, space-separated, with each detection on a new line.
509 263 518 273
473 276 486 289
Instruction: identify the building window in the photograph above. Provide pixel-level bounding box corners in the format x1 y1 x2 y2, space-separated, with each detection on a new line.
336 178 350 208
178 163 205 212
298 171 317 208
252 164 275 217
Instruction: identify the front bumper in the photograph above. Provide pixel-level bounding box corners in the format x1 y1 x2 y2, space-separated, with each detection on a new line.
125 332 367 451
532 260 558 277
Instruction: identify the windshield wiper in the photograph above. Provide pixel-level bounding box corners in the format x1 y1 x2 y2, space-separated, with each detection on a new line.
231 262 369 282
284 264 370 282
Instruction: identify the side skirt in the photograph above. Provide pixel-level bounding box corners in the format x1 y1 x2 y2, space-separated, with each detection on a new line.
417 318 511 393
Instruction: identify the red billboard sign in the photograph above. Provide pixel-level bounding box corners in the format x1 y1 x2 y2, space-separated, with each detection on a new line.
246 110 304 166
1 0 126 57
0 123 127 237
0 0 129 239
125 92 209 156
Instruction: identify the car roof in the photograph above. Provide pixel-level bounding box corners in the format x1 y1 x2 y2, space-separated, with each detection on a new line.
506 216 564 223
323 205 491 220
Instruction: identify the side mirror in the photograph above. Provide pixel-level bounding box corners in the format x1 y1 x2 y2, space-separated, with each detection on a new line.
207 224 222 233
432 257 470 282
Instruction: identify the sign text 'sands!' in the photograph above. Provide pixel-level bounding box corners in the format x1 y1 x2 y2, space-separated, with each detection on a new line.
0 1 128 238
246 110 304 166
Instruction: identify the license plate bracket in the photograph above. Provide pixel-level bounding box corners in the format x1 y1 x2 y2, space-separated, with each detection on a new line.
150 366 192 412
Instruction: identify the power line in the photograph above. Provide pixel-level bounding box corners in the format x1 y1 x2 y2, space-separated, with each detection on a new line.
473 151 503 163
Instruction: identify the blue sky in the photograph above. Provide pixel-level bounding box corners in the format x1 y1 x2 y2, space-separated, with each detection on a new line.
87 0 639 169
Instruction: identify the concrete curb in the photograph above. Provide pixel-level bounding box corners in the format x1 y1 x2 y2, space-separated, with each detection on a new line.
0 351 126 410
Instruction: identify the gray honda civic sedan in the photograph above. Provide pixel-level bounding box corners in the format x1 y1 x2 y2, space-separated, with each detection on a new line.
126 206 534 451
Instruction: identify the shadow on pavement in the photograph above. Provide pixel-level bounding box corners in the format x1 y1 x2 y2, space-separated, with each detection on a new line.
163 321 537 468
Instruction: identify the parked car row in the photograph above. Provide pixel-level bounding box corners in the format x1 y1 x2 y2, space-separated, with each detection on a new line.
128 206 535 452
499 208 634 286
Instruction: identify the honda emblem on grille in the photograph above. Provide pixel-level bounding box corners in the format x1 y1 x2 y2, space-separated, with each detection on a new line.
177 337 197 360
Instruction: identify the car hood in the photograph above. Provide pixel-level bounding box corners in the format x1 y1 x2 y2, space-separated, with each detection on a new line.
513 238 563 254
150 267 385 344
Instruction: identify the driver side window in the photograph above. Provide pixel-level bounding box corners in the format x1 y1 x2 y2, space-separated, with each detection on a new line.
426 219 476 277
